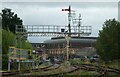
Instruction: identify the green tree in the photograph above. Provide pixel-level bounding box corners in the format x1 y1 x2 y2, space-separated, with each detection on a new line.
1 8 23 33
96 19 120 62
2 29 32 70
2 29 15 69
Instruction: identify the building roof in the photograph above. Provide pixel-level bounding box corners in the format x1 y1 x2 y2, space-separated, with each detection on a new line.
44 37 97 45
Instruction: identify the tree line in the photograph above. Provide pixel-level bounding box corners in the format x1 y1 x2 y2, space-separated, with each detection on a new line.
96 19 120 63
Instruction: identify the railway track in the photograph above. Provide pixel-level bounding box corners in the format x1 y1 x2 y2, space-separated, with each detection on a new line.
71 63 120 75
1 63 62 76
22 63 61 76
43 64 60 71
37 66 79 77
32 63 120 76
1 63 120 76
1 64 54 77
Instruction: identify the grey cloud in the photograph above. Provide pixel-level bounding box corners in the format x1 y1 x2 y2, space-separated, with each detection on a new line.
2 2 118 8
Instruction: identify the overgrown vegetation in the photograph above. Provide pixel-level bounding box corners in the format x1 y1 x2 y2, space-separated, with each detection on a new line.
1 8 32 70
2 29 32 70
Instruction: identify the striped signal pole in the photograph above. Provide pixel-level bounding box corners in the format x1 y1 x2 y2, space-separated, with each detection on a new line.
62 5 72 61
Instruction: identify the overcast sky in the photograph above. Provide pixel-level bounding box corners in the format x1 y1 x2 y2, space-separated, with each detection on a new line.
1 2 119 43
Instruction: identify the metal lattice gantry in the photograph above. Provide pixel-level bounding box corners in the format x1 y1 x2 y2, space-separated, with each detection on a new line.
16 25 92 37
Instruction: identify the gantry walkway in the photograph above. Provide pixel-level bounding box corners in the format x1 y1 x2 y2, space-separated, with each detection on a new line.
16 25 92 37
